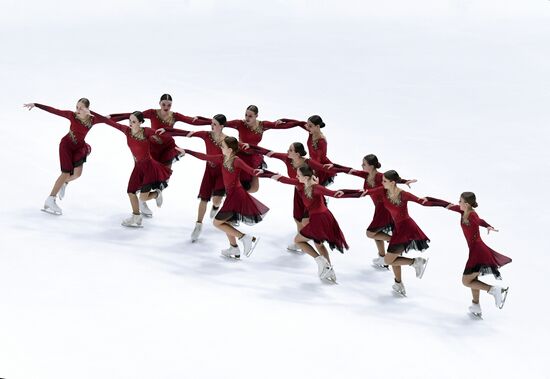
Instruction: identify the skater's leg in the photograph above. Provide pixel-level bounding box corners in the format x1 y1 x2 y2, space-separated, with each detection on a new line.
197 200 208 223
66 166 83 183
462 273 491 292
294 234 319 258
384 252 414 267
315 242 330 264
246 177 259 193
471 288 481 304
213 218 244 239
212 196 223 208
294 219 303 233
49 172 71 197
128 193 140 214
392 265 402 283
139 191 159 202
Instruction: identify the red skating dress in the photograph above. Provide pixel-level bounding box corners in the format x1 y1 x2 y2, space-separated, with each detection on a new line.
110 110 211 165
367 187 430 254
276 176 362 253
35 103 100 175
94 114 172 193
225 119 301 188
448 205 512 278
307 135 335 186
169 129 226 202
252 146 341 221
184 150 269 225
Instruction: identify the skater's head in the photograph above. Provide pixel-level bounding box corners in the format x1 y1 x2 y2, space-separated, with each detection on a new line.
245 105 259 125
222 136 239 156
362 154 381 172
288 142 307 159
76 98 90 116
297 164 315 184
306 115 325 134
129 111 145 128
159 94 173 112
459 192 478 210
212 114 227 133
382 170 401 189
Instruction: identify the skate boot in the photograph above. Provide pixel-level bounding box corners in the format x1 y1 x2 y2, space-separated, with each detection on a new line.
154 189 163 207
59 182 68 200
489 286 509 309
314 256 332 279
372 255 389 270
190 222 202 243
140 201 153 218
42 196 62 215
412 257 429 279
287 243 302 253
121 214 143 228
221 245 241 259
324 266 338 283
239 234 259 257
209 206 220 219
392 280 406 296
468 302 482 319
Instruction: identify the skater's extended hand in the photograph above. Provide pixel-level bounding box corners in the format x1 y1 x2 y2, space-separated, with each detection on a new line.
192 116 198 122
156 128 166 135
175 147 186 156
275 119 283 125
266 151 275 157
241 143 250 150
445 204 456 209
23 103 35 110
271 174 282 181
420 197 428 204
334 191 344 198
348 168 357 174
323 163 334 169
487 226 499 234
253 169 264 176
360 190 369 197
405 179 417 188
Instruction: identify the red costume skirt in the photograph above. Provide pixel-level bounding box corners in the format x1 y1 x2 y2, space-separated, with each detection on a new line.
367 204 394 235
59 135 91 175
127 158 172 194
463 241 512 279
215 186 269 225
300 210 349 253
198 164 225 202
150 133 179 166
387 217 430 254
293 187 309 221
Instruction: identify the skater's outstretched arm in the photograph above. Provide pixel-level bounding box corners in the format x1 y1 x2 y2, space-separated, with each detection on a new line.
270 174 300 186
470 212 497 232
313 185 363 198
174 113 211 126
25 103 73 119
181 149 223 165
160 128 192 137
277 118 308 131
262 119 308 130
225 119 242 130
91 111 129 133
235 157 264 177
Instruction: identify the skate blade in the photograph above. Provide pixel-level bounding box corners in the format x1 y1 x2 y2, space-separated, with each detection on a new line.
121 223 143 228
245 237 260 257
286 247 303 254
499 287 509 309
41 208 62 216
322 277 338 284
140 213 153 218
392 289 407 297
468 312 483 320
372 263 390 271
220 254 241 260
418 257 429 279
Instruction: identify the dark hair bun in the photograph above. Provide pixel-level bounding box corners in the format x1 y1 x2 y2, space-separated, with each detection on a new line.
213 114 227 126
160 94 173 102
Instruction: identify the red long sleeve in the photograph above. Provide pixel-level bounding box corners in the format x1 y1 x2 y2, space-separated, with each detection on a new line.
184 149 223 165
471 212 492 228
276 176 300 186
92 112 128 133
313 185 362 198
174 113 211 126
166 129 191 137
34 103 73 119
234 157 259 176
262 120 305 130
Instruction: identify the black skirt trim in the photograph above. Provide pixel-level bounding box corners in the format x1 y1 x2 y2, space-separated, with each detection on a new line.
464 265 503 280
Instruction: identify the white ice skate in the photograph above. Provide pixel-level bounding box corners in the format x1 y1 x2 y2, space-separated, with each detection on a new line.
58 182 68 200
191 222 202 243
392 281 406 296
239 234 259 257
140 201 153 218
489 286 509 309
372 255 389 270
121 214 143 228
286 243 302 253
154 189 163 207
412 257 429 279
314 255 334 281
468 302 483 319
209 206 219 219
221 245 241 259
42 196 62 215
323 266 338 284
